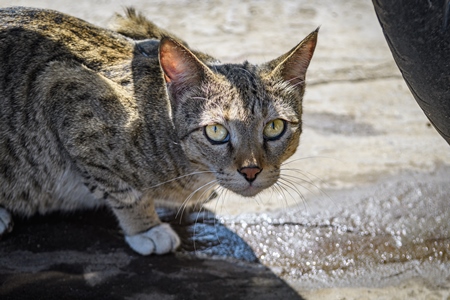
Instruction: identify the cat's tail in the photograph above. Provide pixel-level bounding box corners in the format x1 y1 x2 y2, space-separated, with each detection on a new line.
112 7 189 46
112 7 219 64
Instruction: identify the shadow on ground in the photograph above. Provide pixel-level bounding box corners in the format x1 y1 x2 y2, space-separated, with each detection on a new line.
0 207 303 300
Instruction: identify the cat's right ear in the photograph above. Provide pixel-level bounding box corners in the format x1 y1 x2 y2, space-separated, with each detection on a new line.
159 37 212 102
263 28 318 92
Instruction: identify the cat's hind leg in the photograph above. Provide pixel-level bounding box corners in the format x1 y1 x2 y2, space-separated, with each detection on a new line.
0 207 13 237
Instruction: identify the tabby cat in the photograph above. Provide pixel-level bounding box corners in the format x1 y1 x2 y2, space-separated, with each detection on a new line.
0 7 317 255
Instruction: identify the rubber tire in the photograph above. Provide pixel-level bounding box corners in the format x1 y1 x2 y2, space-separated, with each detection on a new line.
372 0 450 145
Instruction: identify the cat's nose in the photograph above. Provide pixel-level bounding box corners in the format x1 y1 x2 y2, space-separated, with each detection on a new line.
238 166 262 182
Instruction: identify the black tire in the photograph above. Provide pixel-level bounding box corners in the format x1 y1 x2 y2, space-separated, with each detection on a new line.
372 0 450 145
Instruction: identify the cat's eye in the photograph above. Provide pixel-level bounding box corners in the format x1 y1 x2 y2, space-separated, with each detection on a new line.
204 124 230 144
263 119 286 140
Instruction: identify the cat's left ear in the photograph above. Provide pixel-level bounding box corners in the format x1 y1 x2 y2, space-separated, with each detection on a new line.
264 28 318 91
159 37 213 103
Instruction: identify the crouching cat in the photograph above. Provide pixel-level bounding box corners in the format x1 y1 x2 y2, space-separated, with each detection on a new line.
0 7 318 255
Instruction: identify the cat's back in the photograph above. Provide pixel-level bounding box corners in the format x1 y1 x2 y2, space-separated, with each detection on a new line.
0 6 139 130
0 7 134 72
0 6 72 27
0 6 130 45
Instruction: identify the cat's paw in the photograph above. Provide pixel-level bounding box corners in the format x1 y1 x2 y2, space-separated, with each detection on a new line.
0 207 13 238
125 223 180 255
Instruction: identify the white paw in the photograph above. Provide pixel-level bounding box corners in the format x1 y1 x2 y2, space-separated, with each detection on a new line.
125 223 180 255
0 207 13 237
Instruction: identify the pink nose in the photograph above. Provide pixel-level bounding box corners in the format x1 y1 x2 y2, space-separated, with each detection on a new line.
238 167 262 182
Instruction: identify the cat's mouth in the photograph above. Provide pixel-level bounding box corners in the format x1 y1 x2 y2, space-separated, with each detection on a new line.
224 181 269 197
237 185 263 197
216 170 278 197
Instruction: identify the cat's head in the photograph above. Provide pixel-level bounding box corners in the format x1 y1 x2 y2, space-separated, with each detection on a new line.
159 31 317 197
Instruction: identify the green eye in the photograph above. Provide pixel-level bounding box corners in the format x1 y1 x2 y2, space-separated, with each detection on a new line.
204 124 230 144
263 119 286 140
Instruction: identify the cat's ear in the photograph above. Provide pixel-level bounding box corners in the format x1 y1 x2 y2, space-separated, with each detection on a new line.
159 37 212 101
264 28 318 90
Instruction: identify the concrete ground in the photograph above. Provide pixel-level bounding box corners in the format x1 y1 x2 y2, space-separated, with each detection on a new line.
0 1 449 299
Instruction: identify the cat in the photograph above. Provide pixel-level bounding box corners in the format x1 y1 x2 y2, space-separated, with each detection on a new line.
0 6 318 255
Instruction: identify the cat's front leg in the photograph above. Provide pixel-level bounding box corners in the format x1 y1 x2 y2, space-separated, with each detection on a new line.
108 194 180 255
125 223 180 255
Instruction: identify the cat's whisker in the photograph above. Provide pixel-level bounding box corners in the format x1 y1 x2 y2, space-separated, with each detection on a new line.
277 177 308 211
281 155 343 167
279 173 318 192
269 185 287 210
177 184 206 224
274 181 299 210
279 175 325 204
192 184 216 213
252 194 262 206
281 166 321 181
213 200 224 245
280 166 328 190
192 186 227 253
278 176 308 197
271 183 289 208
143 171 216 190
176 179 218 221
278 171 335 208
215 187 229 216
212 187 227 247
275 182 292 210
192 197 210 254
280 157 343 192
255 192 265 205
281 179 308 210
280 171 330 199
267 184 276 201
191 186 219 254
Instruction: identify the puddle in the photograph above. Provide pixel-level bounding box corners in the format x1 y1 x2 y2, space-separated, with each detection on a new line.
216 165 450 290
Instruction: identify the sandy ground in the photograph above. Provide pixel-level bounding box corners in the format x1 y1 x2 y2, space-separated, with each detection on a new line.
0 0 449 299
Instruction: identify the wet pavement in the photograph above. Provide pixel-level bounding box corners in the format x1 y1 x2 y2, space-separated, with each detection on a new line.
1 0 450 299
223 166 450 293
